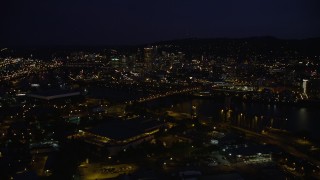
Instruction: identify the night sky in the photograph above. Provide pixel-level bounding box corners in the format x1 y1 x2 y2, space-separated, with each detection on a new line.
1 0 320 46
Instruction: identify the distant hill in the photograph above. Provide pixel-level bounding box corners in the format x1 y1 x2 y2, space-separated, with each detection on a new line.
1 37 320 59
150 37 320 57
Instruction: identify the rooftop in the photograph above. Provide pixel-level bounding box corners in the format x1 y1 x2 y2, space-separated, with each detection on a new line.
87 117 165 141
27 89 80 100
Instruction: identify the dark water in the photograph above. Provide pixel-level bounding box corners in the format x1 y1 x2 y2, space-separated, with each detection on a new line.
146 96 320 139
87 85 320 139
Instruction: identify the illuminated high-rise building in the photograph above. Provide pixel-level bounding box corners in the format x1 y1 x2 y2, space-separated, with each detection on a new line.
302 79 308 94
144 47 153 69
110 49 120 68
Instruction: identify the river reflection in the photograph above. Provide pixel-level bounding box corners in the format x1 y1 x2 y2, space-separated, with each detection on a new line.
146 96 320 139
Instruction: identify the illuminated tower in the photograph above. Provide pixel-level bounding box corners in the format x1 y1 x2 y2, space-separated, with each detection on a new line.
144 47 153 69
110 49 120 68
302 79 308 94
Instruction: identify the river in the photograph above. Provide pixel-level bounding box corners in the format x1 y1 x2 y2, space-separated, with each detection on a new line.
144 96 320 140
